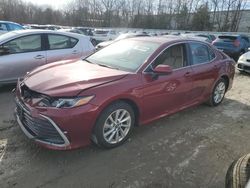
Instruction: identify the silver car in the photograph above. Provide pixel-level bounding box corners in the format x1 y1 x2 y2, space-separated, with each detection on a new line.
0 30 95 84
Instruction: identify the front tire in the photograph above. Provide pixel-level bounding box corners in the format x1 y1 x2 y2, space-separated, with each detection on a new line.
208 78 227 106
93 101 135 149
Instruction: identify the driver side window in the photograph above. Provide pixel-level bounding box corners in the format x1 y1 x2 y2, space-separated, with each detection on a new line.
152 44 185 70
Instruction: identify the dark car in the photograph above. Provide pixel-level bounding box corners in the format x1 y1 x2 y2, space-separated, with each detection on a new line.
213 34 250 61
15 37 235 150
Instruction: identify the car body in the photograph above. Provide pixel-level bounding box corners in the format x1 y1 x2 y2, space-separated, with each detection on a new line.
92 29 118 43
0 30 95 84
96 33 149 50
237 49 250 73
15 37 235 150
181 34 212 43
75 27 94 36
0 21 24 35
213 35 250 61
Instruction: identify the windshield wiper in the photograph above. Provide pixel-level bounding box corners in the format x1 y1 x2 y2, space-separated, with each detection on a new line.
97 63 120 70
84 59 120 70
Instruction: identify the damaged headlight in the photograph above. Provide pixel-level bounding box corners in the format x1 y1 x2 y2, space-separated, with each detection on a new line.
38 96 94 108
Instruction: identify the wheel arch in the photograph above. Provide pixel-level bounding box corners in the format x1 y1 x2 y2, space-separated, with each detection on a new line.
94 96 141 130
221 74 230 91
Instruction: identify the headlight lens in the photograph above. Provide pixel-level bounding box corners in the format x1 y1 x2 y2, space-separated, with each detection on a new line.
38 96 94 108
239 55 246 61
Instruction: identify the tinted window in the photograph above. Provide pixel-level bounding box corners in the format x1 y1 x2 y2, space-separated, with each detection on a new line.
95 30 109 34
208 47 216 60
0 23 8 31
190 43 211 65
48 34 78 50
152 44 185 69
2 35 41 54
9 23 24 31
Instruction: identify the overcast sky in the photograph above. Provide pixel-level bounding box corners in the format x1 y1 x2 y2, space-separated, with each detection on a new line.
23 0 71 9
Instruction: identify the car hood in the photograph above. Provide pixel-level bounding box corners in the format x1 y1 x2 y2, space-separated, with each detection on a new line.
23 59 129 97
243 51 250 60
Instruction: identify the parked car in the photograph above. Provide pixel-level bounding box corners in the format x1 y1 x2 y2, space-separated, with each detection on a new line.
75 27 94 36
0 30 95 84
15 37 235 150
0 21 24 35
60 28 97 46
212 34 250 61
237 48 250 73
96 33 149 50
92 29 118 43
196 34 216 43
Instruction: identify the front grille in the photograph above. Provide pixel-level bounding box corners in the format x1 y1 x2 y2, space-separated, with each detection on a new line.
16 101 65 145
238 64 250 70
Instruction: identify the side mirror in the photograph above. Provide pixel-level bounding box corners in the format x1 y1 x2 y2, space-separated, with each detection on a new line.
153 64 173 75
0 47 10 55
248 47 250 51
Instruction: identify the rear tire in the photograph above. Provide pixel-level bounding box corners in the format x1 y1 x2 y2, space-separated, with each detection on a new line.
92 101 135 149
208 78 227 106
225 154 250 188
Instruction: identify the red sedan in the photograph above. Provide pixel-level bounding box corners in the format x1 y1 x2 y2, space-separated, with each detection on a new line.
15 37 235 150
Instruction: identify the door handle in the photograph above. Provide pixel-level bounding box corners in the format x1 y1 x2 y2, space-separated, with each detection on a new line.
72 50 79 54
184 72 191 77
34 55 45 59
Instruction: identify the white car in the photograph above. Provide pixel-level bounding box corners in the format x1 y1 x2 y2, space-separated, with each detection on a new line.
237 49 250 73
0 30 95 84
92 29 118 42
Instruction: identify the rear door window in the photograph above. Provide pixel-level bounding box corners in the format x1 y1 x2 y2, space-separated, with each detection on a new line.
9 23 24 31
189 43 212 65
48 34 78 50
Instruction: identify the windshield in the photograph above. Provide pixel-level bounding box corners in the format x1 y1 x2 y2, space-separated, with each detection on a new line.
86 39 160 72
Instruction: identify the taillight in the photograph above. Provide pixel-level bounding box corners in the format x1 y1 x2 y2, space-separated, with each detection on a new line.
233 40 240 47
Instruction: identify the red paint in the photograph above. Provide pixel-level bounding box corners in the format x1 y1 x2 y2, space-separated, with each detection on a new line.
16 38 235 150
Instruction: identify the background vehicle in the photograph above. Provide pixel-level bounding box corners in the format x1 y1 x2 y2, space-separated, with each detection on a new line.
60 28 97 46
0 30 95 84
181 33 212 43
0 21 24 35
237 48 250 73
96 33 149 50
92 29 118 43
15 37 235 150
212 34 250 61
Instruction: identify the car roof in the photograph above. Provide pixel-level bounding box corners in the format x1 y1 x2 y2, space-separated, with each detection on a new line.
0 20 21 25
0 29 90 43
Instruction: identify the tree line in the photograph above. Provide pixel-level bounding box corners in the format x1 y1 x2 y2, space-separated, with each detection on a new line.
0 0 247 32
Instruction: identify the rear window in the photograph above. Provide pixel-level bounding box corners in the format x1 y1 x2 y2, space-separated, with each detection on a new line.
218 36 237 41
95 30 109 34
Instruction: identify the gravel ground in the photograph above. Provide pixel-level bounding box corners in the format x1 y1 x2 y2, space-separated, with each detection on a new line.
0 72 250 188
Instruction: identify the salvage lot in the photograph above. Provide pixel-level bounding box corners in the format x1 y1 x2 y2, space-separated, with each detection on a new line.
0 72 249 188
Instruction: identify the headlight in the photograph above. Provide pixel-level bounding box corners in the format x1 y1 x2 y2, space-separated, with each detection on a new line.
238 55 246 62
38 96 94 108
